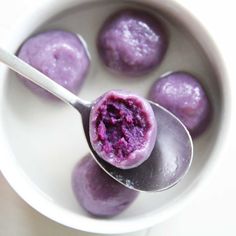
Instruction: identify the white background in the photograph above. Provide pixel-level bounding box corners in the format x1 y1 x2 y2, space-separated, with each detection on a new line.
0 0 236 235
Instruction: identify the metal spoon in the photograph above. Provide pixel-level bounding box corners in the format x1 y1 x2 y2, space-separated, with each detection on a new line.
0 47 193 192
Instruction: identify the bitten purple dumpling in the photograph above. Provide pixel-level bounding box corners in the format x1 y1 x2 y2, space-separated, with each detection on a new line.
97 9 168 76
148 71 211 137
72 154 139 217
17 30 90 98
90 90 157 169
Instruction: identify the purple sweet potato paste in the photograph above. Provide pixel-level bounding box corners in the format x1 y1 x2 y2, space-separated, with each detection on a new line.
72 154 139 217
97 9 168 76
148 71 211 137
90 90 157 169
17 30 90 98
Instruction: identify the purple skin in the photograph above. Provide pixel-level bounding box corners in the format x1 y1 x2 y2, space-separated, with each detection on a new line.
97 9 168 76
148 72 211 137
90 90 157 169
17 30 90 99
72 154 139 217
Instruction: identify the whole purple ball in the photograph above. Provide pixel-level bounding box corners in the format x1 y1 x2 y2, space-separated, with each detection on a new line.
148 72 211 137
89 90 157 169
72 154 139 217
17 30 90 98
97 9 168 76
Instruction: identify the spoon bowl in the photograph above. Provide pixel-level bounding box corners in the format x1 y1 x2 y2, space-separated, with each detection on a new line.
78 98 193 191
0 47 193 191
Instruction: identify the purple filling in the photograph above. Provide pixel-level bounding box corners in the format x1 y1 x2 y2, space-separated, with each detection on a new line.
17 30 90 99
72 154 139 217
148 71 211 137
97 9 168 76
90 90 157 169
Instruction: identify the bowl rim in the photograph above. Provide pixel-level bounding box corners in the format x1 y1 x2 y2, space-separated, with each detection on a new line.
0 0 232 234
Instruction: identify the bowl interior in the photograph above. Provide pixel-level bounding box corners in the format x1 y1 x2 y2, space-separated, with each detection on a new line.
0 0 224 233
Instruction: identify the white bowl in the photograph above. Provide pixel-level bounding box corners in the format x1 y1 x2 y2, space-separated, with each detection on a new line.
0 0 231 234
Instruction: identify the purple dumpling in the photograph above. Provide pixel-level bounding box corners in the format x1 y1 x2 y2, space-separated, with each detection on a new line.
17 30 90 98
97 9 168 76
90 90 157 169
72 154 139 217
148 71 211 137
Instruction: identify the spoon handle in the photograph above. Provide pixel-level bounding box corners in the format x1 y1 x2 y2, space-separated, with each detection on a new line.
0 47 89 109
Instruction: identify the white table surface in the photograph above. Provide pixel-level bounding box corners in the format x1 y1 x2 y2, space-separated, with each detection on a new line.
1 0 236 235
